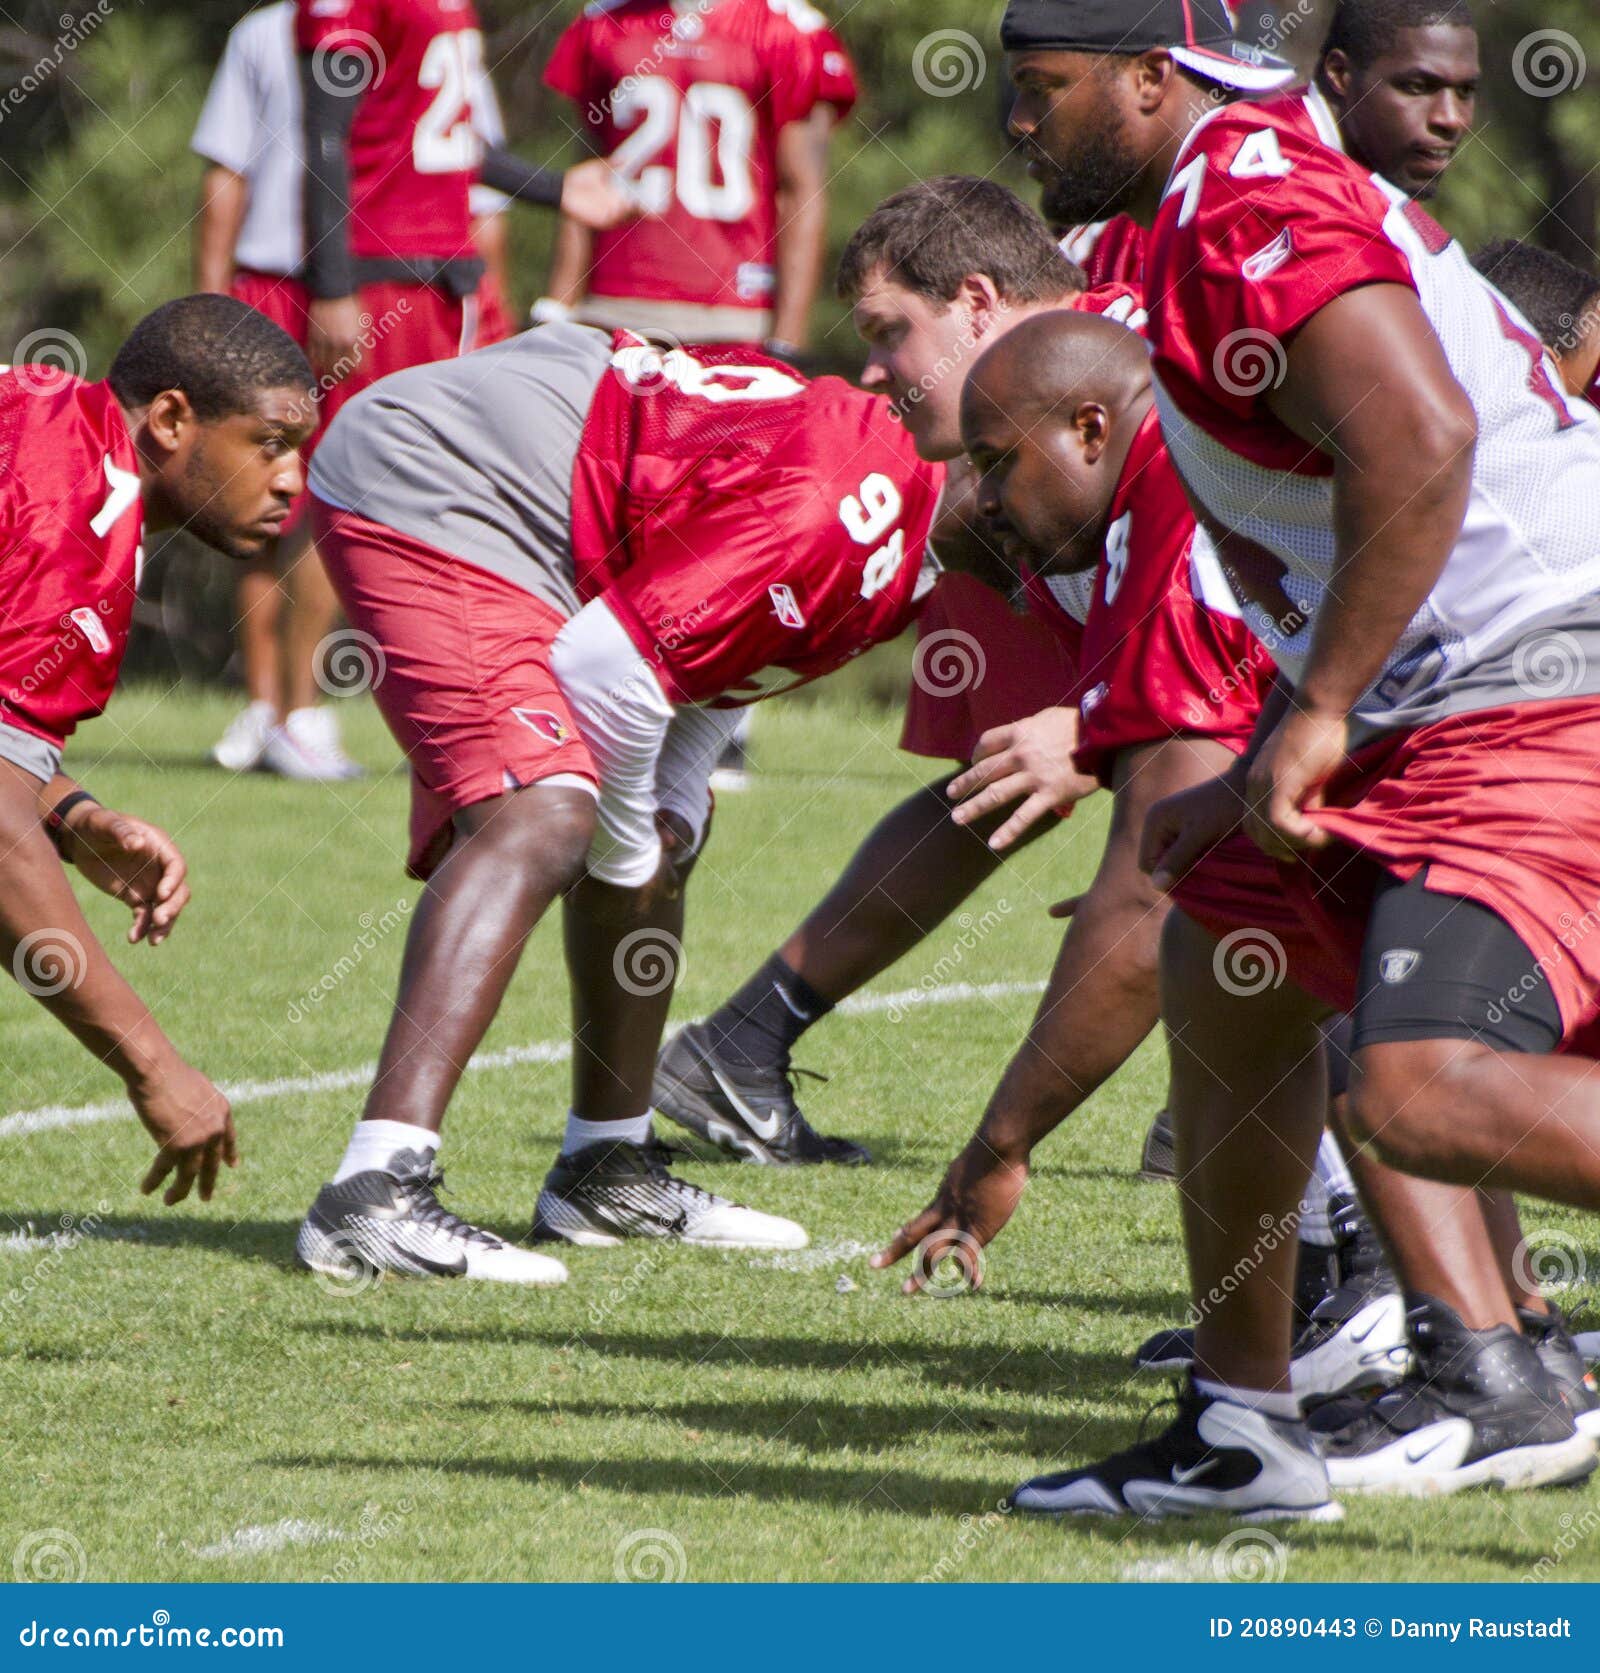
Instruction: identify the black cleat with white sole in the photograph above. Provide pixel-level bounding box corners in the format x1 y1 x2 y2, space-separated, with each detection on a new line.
1308 1295 1597 1496
1009 1380 1342 1522
652 1021 869 1166
530 1138 808 1249
296 1149 568 1285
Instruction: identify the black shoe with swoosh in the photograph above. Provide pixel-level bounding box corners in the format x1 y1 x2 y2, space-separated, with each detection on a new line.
1308 1295 1596 1495
652 1022 870 1166
1008 1380 1341 1522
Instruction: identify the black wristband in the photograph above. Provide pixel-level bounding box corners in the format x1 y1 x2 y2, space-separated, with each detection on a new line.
45 790 97 861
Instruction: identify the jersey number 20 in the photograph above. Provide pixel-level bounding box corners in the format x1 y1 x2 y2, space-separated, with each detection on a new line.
609 78 756 223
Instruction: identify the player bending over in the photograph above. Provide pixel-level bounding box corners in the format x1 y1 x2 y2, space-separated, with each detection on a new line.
294 325 945 1283
652 178 1110 1166
1002 0 1600 1517
1 296 316 1202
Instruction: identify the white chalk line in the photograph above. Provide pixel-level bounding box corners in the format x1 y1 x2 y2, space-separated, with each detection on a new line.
0 979 1046 1142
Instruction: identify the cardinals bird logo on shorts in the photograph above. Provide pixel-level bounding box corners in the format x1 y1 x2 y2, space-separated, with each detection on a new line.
512 708 571 745
1379 948 1421 985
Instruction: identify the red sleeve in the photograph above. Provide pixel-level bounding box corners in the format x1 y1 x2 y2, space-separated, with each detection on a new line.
295 0 378 53
762 13 826 131
1151 109 1415 410
542 13 596 109
812 27 858 118
600 475 831 704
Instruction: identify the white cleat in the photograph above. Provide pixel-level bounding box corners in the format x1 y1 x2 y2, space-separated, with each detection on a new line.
211 700 277 771
262 705 365 781
297 1149 568 1286
531 1139 807 1250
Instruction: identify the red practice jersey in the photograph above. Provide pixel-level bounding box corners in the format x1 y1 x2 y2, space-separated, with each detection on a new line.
812 21 859 115
1069 408 1271 785
544 0 842 312
570 339 944 706
1059 215 1147 289
1146 90 1600 737
295 0 482 262
0 372 143 750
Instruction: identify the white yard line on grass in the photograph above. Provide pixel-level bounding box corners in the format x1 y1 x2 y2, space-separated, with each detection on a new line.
0 980 1045 1142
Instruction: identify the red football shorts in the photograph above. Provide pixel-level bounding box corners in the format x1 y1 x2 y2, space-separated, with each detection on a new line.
900 573 1079 763
312 500 597 881
1175 699 1600 1044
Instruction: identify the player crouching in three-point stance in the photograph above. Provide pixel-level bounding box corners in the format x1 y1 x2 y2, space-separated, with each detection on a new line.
294 323 946 1284
1002 0 1600 1518
1 295 316 1203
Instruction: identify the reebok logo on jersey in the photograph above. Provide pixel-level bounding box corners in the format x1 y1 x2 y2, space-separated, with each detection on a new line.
1079 681 1109 717
1379 948 1421 985
512 708 571 745
1243 228 1294 282
68 606 111 656
769 584 806 629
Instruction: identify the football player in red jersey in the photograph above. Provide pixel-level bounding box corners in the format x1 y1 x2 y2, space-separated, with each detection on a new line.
292 323 946 1282
293 0 631 409
540 0 853 355
652 179 1116 1167
1 295 316 1204
1000 0 1600 1515
870 310 1281 1284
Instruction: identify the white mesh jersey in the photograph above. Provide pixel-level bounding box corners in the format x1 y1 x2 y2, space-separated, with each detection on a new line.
1145 90 1600 739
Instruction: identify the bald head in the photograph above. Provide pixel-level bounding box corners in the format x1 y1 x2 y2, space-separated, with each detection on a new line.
962 310 1150 447
962 311 1154 578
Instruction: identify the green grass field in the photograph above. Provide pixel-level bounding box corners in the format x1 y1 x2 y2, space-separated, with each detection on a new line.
4 683 1599 1585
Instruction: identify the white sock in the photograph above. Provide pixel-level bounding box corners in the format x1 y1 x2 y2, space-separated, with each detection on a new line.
333 1118 439 1183
563 1110 652 1156
1299 1131 1356 1246
1193 1375 1300 1421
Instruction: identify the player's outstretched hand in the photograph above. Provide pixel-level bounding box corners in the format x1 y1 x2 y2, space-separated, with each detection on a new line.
69 805 191 946
132 1060 239 1206
948 708 1098 852
1244 705 1346 860
1140 767 1249 892
561 159 639 231
872 1136 1028 1295
307 295 365 383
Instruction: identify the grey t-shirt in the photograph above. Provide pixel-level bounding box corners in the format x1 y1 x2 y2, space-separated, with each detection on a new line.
308 322 615 618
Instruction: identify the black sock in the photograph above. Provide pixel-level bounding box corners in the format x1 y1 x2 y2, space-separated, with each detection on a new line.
705 953 832 1069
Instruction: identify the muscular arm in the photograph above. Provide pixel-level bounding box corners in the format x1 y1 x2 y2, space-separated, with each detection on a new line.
194 164 248 293
1266 283 1477 718
769 112 831 350
875 733 1237 1287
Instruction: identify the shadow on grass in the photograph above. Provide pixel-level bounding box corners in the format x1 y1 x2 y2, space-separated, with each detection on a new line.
3 1210 300 1271
297 1317 1145 1397
454 1391 1131 1461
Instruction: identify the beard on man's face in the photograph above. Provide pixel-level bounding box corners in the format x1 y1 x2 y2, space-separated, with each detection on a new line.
1036 102 1147 228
